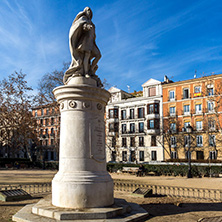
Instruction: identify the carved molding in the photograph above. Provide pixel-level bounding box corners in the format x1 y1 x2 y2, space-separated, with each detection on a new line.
69 100 77 108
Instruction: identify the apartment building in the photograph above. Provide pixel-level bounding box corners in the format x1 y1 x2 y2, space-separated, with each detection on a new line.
106 78 164 163
162 74 222 161
32 104 60 161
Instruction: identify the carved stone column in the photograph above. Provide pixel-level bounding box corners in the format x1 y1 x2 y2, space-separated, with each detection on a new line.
52 77 114 208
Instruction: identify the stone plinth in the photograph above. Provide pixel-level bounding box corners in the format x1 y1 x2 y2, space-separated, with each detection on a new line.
12 196 149 222
52 76 114 209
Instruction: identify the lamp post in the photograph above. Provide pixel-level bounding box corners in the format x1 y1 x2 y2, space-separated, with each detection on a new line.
186 124 193 178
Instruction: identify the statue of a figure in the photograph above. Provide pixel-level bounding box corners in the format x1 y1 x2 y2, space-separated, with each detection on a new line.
64 7 101 85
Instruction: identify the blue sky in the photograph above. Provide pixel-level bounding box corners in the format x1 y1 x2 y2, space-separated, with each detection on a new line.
0 0 222 93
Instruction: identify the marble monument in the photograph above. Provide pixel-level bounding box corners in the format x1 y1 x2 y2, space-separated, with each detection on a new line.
13 7 148 221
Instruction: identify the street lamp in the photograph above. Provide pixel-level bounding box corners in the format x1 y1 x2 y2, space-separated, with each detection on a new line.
186 124 193 178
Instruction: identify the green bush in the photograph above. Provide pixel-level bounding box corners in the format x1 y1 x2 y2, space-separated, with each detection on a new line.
0 158 32 167
107 163 222 177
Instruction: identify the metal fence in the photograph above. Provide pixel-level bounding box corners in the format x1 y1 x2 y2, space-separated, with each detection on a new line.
0 180 221 201
0 183 51 194
113 181 222 201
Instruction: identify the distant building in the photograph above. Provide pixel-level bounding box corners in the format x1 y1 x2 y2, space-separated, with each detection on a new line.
162 73 222 161
32 104 60 161
106 79 164 163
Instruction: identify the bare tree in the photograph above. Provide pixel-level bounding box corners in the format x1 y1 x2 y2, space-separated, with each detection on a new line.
0 71 38 160
36 62 69 105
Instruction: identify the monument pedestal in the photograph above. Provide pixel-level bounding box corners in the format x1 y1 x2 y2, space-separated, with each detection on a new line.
12 195 149 222
52 77 113 208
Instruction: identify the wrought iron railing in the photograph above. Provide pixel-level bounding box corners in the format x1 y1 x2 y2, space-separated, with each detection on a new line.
113 181 222 201
1 181 222 201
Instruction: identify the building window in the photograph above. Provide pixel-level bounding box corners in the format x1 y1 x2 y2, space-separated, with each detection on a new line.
122 138 127 147
151 135 156 146
35 110 37 117
130 109 134 119
183 88 189 99
45 119 48 126
51 128 54 135
184 122 190 129
148 104 154 114
40 119 43 125
151 151 157 161
109 123 118 132
154 104 159 114
171 136 176 148
207 101 214 112
52 107 55 114
196 151 204 160
130 137 135 147
139 151 144 161
111 151 116 161
130 123 135 133
209 135 215 147
171 151 177 159
130 151 136 162
122 151 127 162
51 118 54 125
148 119 159 129
45 128 48 135
170 123 176 132
139 137 144 146
121 110 126 120
194 86 201 97
149 87 156 96
196 135 203 147
41 109 44 116
184 135 189 147
40 129 43 135
208 88 214 96
183 105 190 114
139 122 144 133
185 151 192 159
170 107 175 116
112 137 116 147
209 151 217 160
147 103 159 114
196 121 202 131
148 120 154 129
138 108 144 118
122 124 127 134
169 90 175 100
109 109 118 118
195 104 202 114
208 119 215 130
46 109 49 115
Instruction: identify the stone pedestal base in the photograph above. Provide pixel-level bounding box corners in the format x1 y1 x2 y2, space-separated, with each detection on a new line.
12 195 149 222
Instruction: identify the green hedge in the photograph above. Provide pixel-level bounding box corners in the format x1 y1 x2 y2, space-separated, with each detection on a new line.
107 163 222 177
0 158 32 167
0 158 59 170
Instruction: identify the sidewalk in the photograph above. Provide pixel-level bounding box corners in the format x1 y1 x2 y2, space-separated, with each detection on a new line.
110 173 222 190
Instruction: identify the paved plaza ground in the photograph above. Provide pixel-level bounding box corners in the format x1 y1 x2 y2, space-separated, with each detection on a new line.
0 169 222 221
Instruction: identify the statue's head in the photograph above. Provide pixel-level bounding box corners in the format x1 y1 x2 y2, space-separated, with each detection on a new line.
84 7 93 20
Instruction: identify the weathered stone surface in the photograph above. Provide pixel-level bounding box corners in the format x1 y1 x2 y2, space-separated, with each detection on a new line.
13 197 149 222
52 77 114 209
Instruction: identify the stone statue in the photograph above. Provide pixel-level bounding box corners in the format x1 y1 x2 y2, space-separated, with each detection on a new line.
64 7 102 86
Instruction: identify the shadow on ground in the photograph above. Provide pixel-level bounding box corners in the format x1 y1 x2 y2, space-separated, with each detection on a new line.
141 201 222 220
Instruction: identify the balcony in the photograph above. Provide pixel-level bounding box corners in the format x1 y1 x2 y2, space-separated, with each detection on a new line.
147 128 160 135
182 111 190 116
168 95 177 101
181 93 191 100
121 131 145 136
